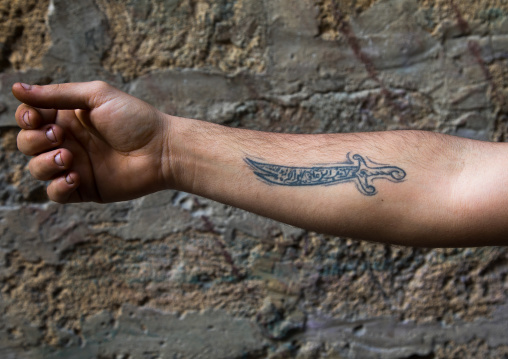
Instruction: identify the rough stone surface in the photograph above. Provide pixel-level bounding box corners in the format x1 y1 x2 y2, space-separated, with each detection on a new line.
0 0 507 358
0 0 51 71
96 0 267 80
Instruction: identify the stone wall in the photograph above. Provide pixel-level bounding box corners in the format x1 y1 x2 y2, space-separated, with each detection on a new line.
0 0 507 358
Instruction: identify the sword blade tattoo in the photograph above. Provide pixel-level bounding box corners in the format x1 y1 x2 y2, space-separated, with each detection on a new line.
245 154 406 196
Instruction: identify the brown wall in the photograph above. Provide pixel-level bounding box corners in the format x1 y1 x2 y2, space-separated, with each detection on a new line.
0 0 507 358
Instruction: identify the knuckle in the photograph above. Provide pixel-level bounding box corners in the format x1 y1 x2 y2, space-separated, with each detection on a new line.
51 83 62 96
50 184 68 204
47 83 62 108
15 104 25 117
89 81 112 108
16 130 28 152
50 192 66 204
28 158 43 179
53 195 66 204
23 129 37 145
92 80 109 91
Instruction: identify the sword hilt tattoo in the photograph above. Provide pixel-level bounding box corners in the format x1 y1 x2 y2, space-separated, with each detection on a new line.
245 154 406 196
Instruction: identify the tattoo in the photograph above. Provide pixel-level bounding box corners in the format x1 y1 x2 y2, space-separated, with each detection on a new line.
245 154 406 196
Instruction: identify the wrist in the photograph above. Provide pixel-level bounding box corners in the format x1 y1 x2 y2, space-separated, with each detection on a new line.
160 114 246 196
158 112 176 191
159 113 199 192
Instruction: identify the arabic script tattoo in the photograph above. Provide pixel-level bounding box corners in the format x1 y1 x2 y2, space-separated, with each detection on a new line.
245 154 406 196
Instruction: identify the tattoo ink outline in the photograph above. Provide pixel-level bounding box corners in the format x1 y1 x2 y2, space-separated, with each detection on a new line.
245 153 406 196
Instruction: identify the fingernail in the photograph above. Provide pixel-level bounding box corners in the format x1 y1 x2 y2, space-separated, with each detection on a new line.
22 111 31 127
20 83 32 90
65 174 74 185
55 153 64 166
46 127 57 142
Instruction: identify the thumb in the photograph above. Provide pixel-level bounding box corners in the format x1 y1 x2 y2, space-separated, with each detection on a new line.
12 81 115 110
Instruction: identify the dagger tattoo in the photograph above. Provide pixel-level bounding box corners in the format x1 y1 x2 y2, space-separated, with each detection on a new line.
245 154 406 196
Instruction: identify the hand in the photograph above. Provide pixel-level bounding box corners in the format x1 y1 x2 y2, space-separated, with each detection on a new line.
13 81 171 203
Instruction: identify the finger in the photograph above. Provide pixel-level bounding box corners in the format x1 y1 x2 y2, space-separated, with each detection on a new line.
15 104 57 129
47 172 80 204
12 81 115 110
28 149 73 181
17 125 65 156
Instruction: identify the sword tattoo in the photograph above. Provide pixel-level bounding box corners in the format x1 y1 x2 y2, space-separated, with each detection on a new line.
245 154 406 196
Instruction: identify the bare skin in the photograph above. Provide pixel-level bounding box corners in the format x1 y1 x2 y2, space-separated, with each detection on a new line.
13 82 508 247
13 81 171 203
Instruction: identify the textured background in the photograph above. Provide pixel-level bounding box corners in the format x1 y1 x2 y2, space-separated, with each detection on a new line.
0 0 508 358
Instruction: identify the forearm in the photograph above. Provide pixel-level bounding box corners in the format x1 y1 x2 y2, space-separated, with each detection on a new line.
163 115 507 247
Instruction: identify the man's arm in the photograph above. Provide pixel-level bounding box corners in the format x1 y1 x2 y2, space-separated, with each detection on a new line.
12 82 508 247
167 116 508 247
